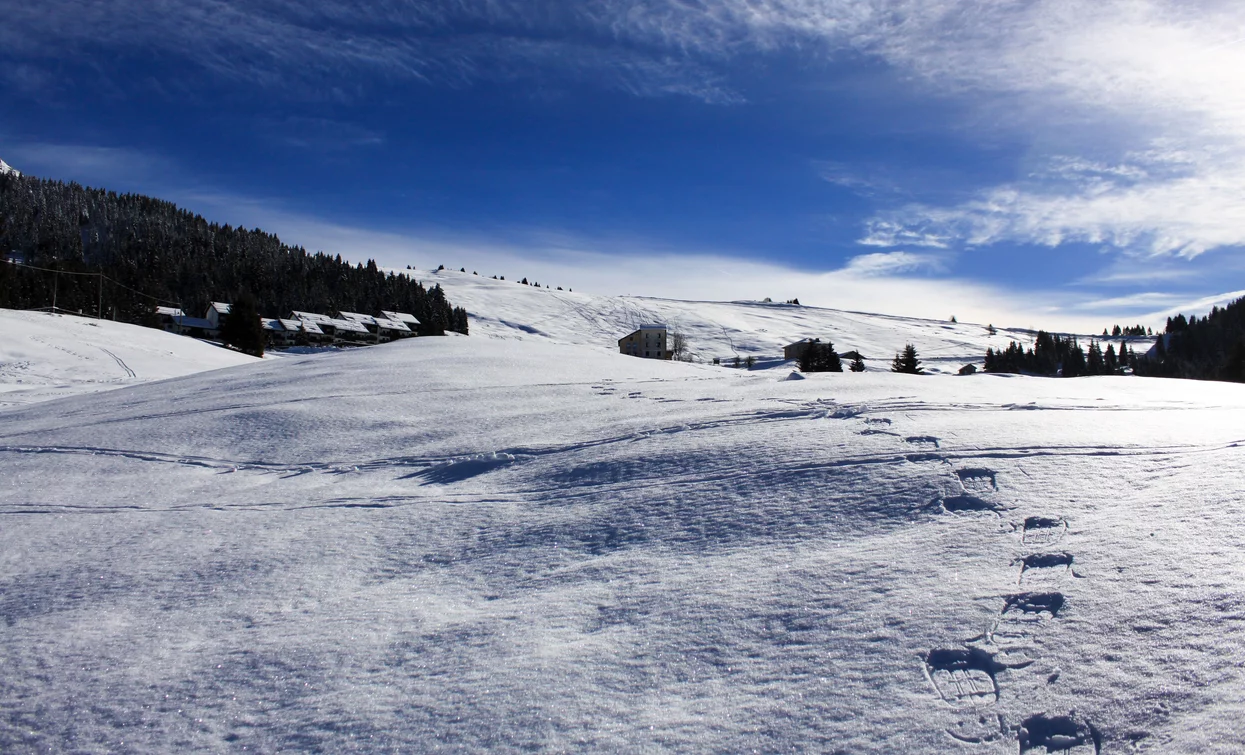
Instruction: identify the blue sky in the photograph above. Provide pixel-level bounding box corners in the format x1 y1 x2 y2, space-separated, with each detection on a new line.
4 1 1245 330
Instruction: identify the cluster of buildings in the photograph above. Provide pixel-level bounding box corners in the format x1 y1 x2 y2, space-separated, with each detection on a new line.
616 328 871 367
156 303 422 348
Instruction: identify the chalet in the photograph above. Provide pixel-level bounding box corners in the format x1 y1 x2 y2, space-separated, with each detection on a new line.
290 310 334 325
260 318 295 348
288 318 329 343
155 306 186 332
205 302 231 330
337 311 378 329
618 325 670 359
784 339 815 361
373 317 413 342
380 310 421 331
325 317 374 344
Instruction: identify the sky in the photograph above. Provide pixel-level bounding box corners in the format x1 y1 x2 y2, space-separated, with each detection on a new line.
4 0 1245 331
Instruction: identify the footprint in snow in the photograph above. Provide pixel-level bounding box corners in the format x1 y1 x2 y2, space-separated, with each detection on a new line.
1019 713 1100 754
1017 553 1074 587
956 468 998 496
938 467 1005 513
1022 516 1068 546
923 648 1003 707
987 592 1065 667
945 712 1007 744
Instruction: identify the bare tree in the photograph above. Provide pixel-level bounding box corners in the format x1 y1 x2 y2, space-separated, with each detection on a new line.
670 329 689 361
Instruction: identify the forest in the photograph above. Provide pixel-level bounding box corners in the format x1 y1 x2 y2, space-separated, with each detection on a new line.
0 173 468 335
1135 300 1245 382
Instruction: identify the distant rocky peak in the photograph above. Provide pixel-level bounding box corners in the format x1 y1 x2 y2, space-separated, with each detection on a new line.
0 157 19 177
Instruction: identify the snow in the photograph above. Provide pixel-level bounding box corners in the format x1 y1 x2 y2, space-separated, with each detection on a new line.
408 267 1150 373
1 285 1244 752
0 157 18 177
0 309 259 407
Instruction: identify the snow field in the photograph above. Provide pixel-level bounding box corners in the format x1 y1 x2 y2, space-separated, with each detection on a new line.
3 335 1245 752
0 309 259 407
407 267 1153 373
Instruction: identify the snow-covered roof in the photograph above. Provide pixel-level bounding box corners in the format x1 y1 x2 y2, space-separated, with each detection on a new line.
637 324 666 331
260 318 284 331
374 318 411 332
278 319 304 332
338 311 377 326
155 306 185 317
291 311 334 324
381 310 421 326
209 302 232 315
298 320 325 336
327 318 371 334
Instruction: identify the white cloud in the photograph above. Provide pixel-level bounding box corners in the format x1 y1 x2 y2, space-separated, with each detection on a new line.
168 194 1126 332
842 251 945 276
835 1 1245 259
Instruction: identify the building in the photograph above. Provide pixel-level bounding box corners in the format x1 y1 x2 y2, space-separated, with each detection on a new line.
325 317 374 344
618 325 670 359
373 317 413 342
205 302 231 330
260 318 291 347
171 314 216 338
783 339 816 361
380 310 421 331
155 306 186 332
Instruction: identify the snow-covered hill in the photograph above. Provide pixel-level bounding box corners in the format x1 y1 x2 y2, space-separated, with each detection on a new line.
408 267 1140 372
0 157 18 177
2 326 1244 752
0 309 259 407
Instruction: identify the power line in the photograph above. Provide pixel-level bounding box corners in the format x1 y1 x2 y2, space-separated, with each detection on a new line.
5 259 183 307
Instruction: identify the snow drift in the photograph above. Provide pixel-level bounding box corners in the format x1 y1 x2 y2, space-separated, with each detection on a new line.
3 328 1244 752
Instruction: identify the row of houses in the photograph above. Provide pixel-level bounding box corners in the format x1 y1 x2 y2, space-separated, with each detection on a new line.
155 303 423 347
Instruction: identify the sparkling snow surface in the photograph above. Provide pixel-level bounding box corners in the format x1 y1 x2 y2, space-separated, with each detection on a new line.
0 310 258 407
2 313 1245 752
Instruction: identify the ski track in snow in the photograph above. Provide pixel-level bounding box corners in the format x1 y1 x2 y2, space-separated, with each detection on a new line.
3 300 1245 752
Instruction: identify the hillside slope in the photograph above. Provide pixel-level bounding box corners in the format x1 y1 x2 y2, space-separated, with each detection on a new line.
0 309 258 407
2 334 1244 752
407 268 1137 372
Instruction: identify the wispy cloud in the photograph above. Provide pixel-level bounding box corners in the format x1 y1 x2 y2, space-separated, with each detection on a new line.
842 251 946 276
167 192 1136 332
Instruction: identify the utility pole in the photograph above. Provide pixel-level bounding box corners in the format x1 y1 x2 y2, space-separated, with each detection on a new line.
52 264 58 312
97 271 103 319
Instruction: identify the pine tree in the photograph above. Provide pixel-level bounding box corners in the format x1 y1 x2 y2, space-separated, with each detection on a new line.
1104 343 1119 374
849 354 865 372
891 344 923 374
798 340 819 372
219 292 265 357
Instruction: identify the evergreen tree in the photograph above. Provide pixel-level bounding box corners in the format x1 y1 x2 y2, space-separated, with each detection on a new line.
1104 343 1119 374
219 292 265 357
1224 339 1245 383
0 172 469 336
798 339 844 372
849 354 865 372
1086 341 1104 375
891 344 923 374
